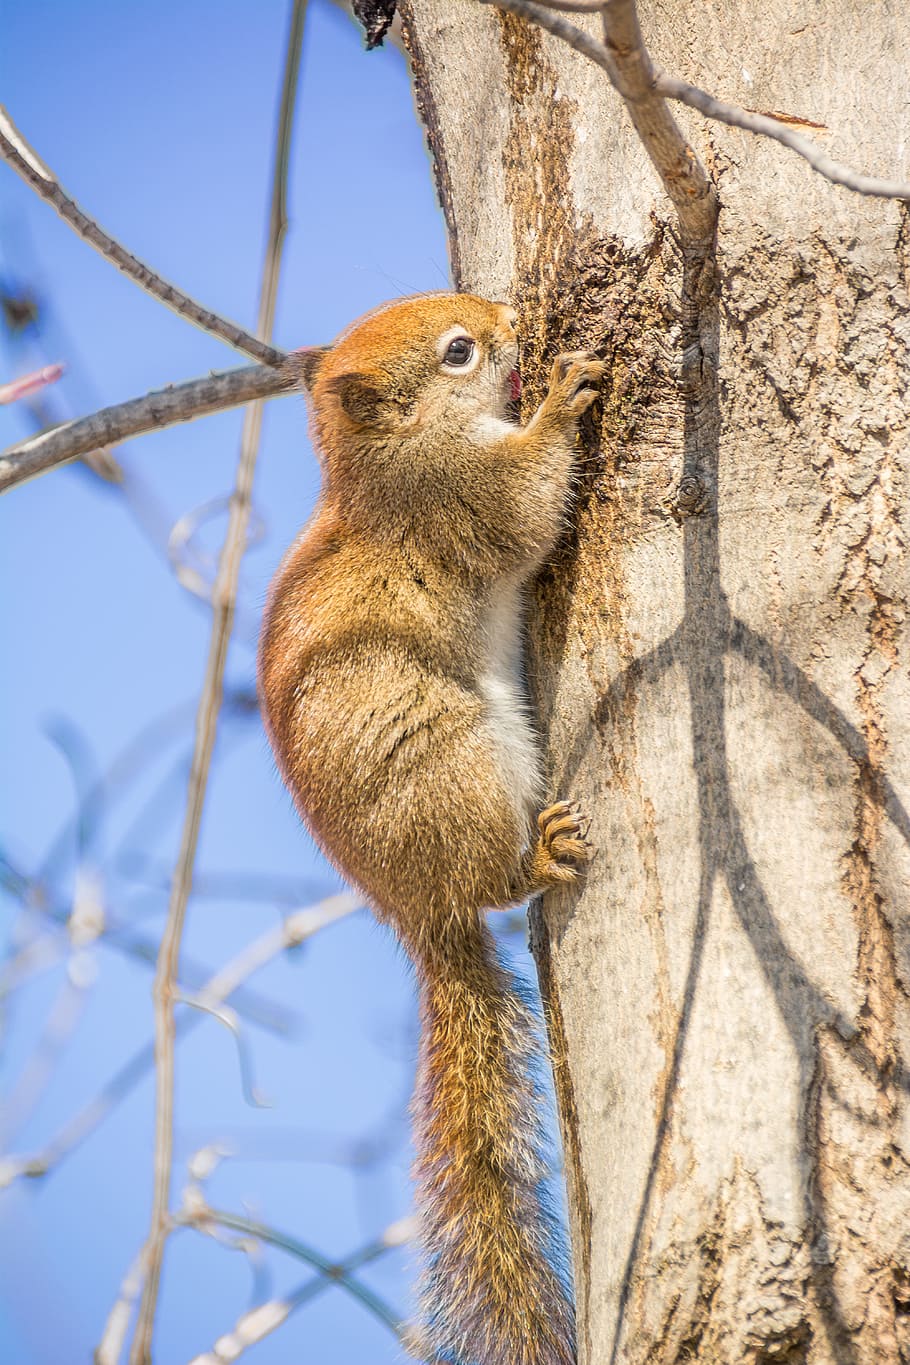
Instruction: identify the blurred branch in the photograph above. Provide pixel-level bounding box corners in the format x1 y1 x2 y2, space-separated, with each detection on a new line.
195 894 362 1002
0 362 293 495
103 922 295 1036
118 855 325 907
0 957 95 1145
38 690 257 885
167 494 267 607
0 361 64 404
176 992 270 1109
13 880 296 1035
97 1210 409 1365
0 894 358 1188
36 700 201 882
0 266 259 613
2 696 296 1033
190 1210 411 1355
0 107 287 366
0 931 65 1000
95 1244 149 1365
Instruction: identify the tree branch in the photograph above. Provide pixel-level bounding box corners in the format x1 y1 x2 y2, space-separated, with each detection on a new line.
485 0 910 207
128 5 308 1359
598 0 718 247
654 73 910 202
486 0 717 250
0 364 294 495
0 107 286 368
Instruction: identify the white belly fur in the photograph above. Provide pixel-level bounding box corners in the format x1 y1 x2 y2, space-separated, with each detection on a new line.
479 579 544 825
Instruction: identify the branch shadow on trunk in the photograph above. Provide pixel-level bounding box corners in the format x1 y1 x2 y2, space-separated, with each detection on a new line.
568 247 907 1364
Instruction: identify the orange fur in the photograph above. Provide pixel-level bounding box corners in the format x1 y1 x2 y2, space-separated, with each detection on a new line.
259 294 602 1364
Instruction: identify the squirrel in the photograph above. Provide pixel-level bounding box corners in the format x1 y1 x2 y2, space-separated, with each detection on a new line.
258 292 604 1365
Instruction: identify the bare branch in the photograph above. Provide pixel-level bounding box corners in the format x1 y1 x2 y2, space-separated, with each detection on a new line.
653 73 910 202
0 363 294 495
483 0 910 211
485 0 717 249
129 7 308 1356
598 0 717 247
0 107 286 367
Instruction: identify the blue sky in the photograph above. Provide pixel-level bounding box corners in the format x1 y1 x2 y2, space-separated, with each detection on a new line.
0 3 480 1361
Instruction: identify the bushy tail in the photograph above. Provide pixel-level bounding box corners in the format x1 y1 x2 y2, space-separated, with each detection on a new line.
410 917 576 1365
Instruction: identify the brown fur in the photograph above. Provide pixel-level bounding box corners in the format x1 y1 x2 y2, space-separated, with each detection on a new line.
259 293 602 1364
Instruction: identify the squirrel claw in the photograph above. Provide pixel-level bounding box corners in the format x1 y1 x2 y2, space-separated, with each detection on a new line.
538 799 572 833
544 351 606 421
529 797 593 890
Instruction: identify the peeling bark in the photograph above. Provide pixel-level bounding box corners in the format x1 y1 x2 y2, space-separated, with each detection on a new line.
401 3 910 1361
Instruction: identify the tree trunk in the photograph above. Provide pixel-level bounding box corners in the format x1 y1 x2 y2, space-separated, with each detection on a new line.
399 2 910 1361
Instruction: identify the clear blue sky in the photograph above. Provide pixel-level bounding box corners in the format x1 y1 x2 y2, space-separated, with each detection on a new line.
0 2 510 1361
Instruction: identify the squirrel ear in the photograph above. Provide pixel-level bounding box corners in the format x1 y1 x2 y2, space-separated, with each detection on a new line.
289 346 331 393
325 371 388 426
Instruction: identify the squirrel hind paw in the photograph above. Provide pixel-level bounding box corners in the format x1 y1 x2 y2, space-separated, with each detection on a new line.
527 798 593 888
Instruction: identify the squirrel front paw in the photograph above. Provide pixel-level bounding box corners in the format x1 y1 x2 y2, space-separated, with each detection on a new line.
542 350 606 424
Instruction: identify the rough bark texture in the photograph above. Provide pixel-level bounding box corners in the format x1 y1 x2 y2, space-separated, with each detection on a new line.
400 2 910 1362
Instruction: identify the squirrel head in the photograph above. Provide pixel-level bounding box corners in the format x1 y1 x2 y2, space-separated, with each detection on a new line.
288 294 521 445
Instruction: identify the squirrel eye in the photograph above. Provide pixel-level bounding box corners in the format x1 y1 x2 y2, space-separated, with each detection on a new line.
443 336 474 366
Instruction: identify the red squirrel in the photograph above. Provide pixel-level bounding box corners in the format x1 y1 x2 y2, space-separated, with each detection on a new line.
258 293 603 1365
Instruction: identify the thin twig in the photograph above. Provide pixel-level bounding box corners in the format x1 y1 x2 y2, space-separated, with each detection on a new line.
128 17 308 1349
0 363 293 495
175 993 269 1108
483 0 910 206
0 107 286 367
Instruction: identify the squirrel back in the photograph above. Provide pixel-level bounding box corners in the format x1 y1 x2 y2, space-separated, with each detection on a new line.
259 293 603 1365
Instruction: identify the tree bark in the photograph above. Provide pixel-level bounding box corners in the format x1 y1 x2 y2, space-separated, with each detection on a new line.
400 2 910 1361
